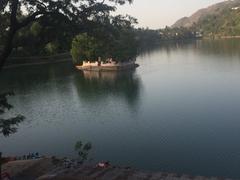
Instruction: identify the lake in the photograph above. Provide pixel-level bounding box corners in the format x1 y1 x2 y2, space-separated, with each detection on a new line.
1 39 240 178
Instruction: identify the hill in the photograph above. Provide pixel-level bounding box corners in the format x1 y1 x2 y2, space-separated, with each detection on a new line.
172 0 240 36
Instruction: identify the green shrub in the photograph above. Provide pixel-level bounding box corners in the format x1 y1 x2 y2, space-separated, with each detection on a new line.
45 42 59 55
71 31 138 65
71 33 100 65
30 22 42 36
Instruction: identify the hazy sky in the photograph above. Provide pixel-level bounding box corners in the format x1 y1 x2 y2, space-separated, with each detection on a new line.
115 0 225 29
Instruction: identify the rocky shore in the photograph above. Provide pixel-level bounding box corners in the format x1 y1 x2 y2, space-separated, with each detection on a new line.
2 158 233 180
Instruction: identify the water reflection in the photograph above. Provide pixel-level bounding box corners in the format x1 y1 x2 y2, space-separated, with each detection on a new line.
139 39 240 58
73 70 142 110
138 40 197 57
195 39 240 57
0 63 75 94
2 39 240 178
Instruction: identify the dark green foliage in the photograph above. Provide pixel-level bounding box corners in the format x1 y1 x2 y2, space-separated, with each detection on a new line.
71 33 101 64
0 92 25 137
106 15 138 61
45 42 59 55
135 27 198 49
110 28 137 61
0 92 14 114
0 13 9 44
135 28 161 47
0 115 25 136
71 30 138 63
30 22 42 37
75 140 92 163
71 15 138 63
160 27 197 40
196 7 240 37
0 0 133 69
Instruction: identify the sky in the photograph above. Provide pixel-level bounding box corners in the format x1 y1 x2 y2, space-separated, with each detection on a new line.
115 0 225 29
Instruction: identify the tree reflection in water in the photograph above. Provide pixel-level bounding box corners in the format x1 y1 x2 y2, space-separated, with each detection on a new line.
0 92 25 137
73 69 142 110
75 140 92 164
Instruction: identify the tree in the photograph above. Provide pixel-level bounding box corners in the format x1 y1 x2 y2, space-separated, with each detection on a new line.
0 0 133 70
71 14 138 64
0 92 25 179
0 92 25 136
104 15 138 61
71 33 101 64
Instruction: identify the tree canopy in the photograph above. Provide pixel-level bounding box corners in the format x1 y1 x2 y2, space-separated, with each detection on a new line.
0 0 133 70
71 14 138 64
71 33 100 64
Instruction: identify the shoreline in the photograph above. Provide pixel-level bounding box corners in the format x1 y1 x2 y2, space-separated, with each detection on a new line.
3 58 71 69
3 52 71 69
203 35 240 40
1 158 234 180
2 36 239 70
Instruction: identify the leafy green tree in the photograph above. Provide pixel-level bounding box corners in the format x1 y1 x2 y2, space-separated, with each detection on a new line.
110 28 138 61
71 33 101 64
45 42 59 55
0 0 133 70
30 22 42 37
107 15 138 61
71 14 138 64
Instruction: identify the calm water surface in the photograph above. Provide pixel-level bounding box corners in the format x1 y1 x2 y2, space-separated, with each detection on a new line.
1 39 240 178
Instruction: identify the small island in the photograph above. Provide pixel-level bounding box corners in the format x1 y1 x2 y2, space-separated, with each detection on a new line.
71 31 139 71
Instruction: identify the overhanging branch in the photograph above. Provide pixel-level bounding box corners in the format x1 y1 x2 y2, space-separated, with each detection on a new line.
0 0 8 12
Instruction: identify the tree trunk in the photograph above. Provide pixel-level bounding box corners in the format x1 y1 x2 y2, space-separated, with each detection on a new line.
0 28 16 71
0 0 19 71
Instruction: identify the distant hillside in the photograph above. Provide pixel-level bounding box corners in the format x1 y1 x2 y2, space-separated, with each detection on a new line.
172 0 240 36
